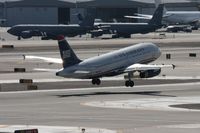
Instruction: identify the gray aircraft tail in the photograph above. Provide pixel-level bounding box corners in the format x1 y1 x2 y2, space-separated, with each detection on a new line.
78 9 96 27
57 35 81 68
155 0 167 14
148 4 164 26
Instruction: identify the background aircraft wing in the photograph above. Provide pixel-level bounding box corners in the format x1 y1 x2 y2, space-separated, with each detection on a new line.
125 13 153 20
24 55 62 64
135 13 153 18
124 64 175 72
124 15 152 20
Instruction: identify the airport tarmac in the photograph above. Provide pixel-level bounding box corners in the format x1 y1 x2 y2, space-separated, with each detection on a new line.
0 31 200 133
0 83 200 133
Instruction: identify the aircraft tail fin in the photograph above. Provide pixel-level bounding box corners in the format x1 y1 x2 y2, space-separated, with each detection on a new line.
57 35 81 68
148 4 164 26
155 0 167 14
78 9 96 27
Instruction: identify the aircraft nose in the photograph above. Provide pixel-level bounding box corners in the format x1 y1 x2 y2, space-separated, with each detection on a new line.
157 47 161 57
7 28 13 34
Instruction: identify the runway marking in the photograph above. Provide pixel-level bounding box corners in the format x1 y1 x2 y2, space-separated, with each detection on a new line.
0 81 200 95
83 96 200 112
159 124 200 129
1 76 200 84
0 125 116 133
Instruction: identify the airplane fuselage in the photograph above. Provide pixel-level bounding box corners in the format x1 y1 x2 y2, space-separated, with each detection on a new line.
164 11 200 24
95 22 161 35
7 24 92 38
57 43 161 79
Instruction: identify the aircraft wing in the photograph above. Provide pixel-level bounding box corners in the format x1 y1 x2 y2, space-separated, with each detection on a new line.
135 13 153 18
24 55 62 64
124 64 175 72
124 15 152 20
125 13 152 20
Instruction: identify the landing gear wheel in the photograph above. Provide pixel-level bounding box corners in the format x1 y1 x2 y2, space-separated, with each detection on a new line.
125 81 129 87
18 36 21 40
96 79 101 85
125 80 134 87
92 79 96 85
92 78 101 85
129 81 134 87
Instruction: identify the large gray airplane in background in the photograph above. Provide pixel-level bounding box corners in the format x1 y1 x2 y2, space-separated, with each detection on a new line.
126 0 200 30
91 4 164 38
7 13 95 40
24 35 174 87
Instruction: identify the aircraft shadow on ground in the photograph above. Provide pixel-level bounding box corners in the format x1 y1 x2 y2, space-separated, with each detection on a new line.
55 91 176 98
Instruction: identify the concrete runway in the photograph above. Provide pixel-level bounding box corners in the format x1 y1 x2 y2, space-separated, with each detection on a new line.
0 31 200 132
0 83 200 133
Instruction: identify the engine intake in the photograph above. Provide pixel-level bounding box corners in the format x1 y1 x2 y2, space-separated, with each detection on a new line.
139 69 161 78
21 31 33 39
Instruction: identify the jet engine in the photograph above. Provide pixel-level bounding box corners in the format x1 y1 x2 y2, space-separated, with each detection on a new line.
139 69 161 78
20 31 33 39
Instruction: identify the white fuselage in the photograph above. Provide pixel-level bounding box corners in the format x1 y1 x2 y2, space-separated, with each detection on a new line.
164 11 200 24
56 43 161 79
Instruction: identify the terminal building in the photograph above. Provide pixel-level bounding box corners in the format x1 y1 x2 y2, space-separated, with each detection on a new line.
0 0 200 26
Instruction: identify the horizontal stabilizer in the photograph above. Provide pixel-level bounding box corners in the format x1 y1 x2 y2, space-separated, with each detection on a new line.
34 68 60 72
24 55 62 64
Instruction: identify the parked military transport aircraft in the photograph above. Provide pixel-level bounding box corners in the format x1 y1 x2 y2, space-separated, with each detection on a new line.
125 0 200 29
7 13 95 40
25 35 174 87
91 4 164 38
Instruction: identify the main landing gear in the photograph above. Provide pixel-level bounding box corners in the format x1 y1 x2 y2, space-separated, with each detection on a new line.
125 80 134 87
125 72 135 87
92 78 101 85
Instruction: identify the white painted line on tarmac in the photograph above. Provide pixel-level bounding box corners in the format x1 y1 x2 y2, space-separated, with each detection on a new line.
1 81 200 95
0 75 200 84
159 124 200 129
0 125 116 133
84 96 200 112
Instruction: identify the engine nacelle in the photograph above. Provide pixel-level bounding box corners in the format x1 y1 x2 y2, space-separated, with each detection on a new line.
90 30 104 38
139 69 161 78
21 31 33 39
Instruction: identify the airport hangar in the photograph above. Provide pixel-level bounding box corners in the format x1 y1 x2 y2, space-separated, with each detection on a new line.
0 0 199 27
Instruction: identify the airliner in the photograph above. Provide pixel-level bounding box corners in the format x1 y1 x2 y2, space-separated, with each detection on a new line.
125 0 200 29
25 35 174 87
7 12 95 40
91 4 164 38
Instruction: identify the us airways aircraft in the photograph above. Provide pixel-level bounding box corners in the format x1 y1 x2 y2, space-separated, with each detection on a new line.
25 35 174 87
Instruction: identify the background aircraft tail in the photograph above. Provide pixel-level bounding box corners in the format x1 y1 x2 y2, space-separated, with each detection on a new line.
57 35 81 68
78 9 96 27
155 0 167 14
148 4 164 26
